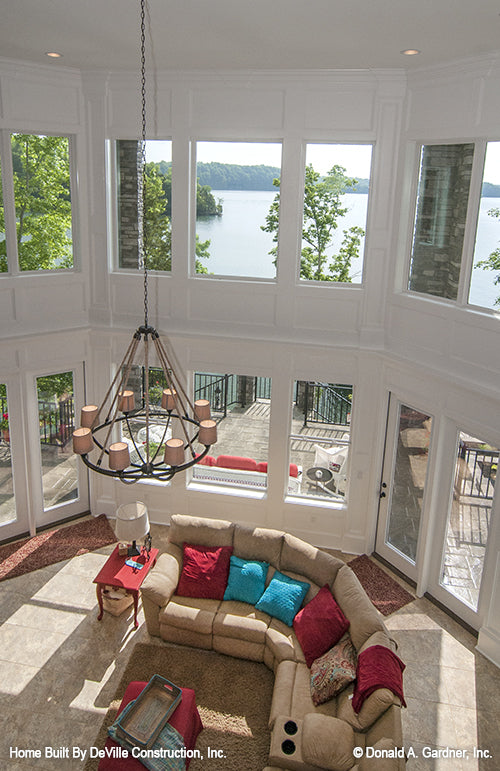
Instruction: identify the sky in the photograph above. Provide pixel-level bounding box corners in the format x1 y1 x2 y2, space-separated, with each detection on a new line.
146 139 498 184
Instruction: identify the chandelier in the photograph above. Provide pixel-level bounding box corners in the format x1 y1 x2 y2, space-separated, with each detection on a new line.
72 0 217 483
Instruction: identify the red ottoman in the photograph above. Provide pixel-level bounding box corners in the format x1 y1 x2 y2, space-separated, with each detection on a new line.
97 681 203 770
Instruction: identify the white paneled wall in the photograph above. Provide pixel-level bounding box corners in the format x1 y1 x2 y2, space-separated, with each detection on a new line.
1 53 500 663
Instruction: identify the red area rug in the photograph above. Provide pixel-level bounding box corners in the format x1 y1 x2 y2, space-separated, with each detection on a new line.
0 514 116 582
348 554 414 616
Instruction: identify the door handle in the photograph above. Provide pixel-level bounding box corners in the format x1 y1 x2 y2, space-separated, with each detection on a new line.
380 482 387 499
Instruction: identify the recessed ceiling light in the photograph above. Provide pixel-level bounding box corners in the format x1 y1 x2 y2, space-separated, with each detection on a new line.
46 51 63 59
401 49 421 56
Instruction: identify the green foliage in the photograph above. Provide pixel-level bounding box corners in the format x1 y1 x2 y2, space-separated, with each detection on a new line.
476 207 500 306
155 162 222 217
196 162 282 191
9 134 73 272
37 372 74 399
262 164 364 282
143 163 210 273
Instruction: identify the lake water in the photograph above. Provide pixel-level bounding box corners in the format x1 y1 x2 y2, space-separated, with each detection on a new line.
196 190 500 308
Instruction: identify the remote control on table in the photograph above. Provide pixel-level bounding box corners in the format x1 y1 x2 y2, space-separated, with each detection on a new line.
125 558 144 569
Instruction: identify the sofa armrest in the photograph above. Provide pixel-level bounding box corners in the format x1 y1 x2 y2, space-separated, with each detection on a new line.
140 544 182 636
336 686 401 732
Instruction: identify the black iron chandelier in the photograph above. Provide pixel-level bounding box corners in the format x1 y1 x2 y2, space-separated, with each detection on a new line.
72 0 217 483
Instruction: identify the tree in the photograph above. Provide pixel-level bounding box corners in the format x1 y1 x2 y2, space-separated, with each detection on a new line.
476 207 500 306
143 162 210 274
10 134 73 271
262 163 364 281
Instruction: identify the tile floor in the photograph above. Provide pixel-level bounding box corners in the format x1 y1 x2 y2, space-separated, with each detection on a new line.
0 521 499 770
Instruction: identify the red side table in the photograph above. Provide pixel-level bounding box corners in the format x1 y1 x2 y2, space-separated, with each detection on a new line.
93 545 159 628
98 681 203 770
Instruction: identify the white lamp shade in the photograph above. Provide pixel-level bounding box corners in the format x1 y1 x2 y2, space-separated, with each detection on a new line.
109 441 131 470
115 501 149 543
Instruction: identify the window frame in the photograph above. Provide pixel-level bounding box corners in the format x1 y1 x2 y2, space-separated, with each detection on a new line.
0 129 78 276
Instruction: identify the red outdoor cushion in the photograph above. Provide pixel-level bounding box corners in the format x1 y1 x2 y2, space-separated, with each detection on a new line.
352 645 406 713
293 584 350 667
216 455 258 471
196 454 216 466
257 461 298 477
257 461 268 473
176 543 233 600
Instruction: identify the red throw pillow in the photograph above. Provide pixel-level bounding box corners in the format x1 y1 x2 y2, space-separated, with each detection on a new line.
176 543 233 600
293 584 350 667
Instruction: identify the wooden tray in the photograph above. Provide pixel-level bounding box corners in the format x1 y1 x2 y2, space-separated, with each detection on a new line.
116 675 182 748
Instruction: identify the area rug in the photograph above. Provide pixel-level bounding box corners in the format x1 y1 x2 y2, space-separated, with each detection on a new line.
0 514 116 582
348 554 414 615
85 644 274 771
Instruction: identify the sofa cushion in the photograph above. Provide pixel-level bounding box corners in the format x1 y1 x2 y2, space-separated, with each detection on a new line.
233 524 284 566
223 555 269 604
176 543 232 600
310 634 357 706
280 532 343 588
293 584 350 667
159 596 220 635
256 570 310 627
302 714 355 771
214 600 271 644
168 514 235 549
266 617 306 665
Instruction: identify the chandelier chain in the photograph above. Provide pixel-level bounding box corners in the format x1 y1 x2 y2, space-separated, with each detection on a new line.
138 0 148 328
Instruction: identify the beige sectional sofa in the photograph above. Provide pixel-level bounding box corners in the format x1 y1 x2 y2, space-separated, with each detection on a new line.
141 514 405 770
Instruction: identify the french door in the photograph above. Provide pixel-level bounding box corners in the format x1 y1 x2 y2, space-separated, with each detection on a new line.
31 365 89 529
375 395 434 583
0 380 30 541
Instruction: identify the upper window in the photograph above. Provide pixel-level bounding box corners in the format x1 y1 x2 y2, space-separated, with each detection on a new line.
5 134 74 272
195 141 282 279
294 144 372 283
117 139 172 271
469 141 500 310
408 143 474 301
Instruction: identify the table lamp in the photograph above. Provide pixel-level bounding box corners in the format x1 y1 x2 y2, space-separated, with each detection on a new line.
115 501 150 557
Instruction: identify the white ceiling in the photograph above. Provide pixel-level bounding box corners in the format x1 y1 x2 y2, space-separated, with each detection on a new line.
1 0 499 73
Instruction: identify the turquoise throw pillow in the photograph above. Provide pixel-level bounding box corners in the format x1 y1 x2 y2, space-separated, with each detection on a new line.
223 555 269 605
255 570 310 626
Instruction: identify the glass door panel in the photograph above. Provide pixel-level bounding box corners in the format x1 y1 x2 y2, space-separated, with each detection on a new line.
376 398 433 580
0 384 16 528
36 371 79 513
439 432 498 611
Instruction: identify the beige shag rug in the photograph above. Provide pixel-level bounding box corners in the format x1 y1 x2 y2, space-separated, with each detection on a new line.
86 643 274 771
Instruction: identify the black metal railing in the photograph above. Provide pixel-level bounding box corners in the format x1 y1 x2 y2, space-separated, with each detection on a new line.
38 396 75 447
303 382 352 427
457 442 497 500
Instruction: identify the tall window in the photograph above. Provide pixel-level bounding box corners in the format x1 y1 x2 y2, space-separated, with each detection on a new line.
117 139 172 271
469 141 500 309
191 372 273 491
289 381 352 501
0 155 6 273
195 141 282 279
408 143 474 300
12 134 74 272
294 144 372 283
0 384 16 525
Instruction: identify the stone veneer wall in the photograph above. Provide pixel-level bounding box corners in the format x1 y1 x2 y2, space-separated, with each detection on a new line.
408 143 474 300
117 140 140 269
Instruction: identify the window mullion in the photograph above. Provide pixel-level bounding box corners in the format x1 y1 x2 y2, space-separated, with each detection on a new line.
1 130 20 275
457 140 487 307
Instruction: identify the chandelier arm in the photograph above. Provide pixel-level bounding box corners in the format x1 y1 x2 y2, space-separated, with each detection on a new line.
154 336 196 415
98 336 137 423
144 331 150 465
123 413 146 465
96 335 141 466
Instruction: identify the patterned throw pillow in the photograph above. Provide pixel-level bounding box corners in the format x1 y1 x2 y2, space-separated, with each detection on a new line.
310 634 357 706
